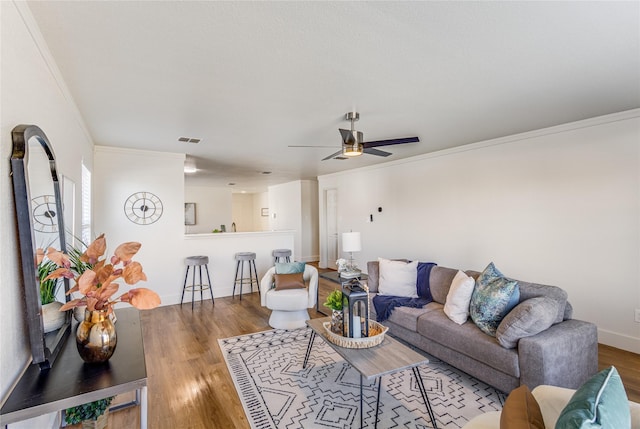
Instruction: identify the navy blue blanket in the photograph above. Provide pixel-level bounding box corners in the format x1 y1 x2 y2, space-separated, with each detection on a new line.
373 262 436 322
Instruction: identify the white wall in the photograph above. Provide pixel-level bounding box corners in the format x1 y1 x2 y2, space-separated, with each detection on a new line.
93 146 186 309
301 180 319 262
232 193 255 232
268 180 319 262
0 2 93 426
185 185 232 234
318 110 640 353
269 181 302 257
252 192 269 231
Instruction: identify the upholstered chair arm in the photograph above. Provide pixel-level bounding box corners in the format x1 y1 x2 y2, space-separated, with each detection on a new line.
304 265 318 309
259 267 276 307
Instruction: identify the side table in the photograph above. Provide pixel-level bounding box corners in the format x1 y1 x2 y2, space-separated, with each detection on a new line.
0 308 148 429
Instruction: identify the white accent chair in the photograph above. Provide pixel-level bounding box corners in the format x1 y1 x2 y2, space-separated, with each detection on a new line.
260 265 318 329
462 385 640 429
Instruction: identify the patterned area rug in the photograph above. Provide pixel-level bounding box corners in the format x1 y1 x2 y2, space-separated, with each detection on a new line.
219 328 505 429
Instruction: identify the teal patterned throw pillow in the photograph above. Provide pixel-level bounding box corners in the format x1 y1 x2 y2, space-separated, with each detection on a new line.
469 262 519 336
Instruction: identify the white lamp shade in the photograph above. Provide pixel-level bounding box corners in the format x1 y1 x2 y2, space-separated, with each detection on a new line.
342 232 361 252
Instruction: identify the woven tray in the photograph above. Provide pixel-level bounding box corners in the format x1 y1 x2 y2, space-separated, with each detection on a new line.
322 320 389 349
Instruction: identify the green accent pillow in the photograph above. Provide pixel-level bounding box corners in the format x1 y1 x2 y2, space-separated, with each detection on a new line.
275 262 305 274
555 366 630 428
469 262 519 336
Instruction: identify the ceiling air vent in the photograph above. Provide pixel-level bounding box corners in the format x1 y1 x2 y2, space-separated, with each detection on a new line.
178 137 201 144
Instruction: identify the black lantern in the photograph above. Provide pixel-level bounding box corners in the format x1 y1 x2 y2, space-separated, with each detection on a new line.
341 279 369 338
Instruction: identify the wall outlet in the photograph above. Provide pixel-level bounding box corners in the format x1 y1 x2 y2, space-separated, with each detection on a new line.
635 309 640 323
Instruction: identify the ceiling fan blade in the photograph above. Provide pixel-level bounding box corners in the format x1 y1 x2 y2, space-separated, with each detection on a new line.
322 149 344 161
362 136 419 148
339 128 364 144
363 147 392 157
339 128 354 144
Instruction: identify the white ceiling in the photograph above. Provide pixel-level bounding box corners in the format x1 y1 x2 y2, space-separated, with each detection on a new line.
26 1 640 192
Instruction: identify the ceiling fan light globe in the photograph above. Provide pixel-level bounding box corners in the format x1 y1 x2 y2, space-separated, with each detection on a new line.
343 144 363 157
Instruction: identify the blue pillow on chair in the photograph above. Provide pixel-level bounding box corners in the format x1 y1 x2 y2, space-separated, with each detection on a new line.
275 262 305 274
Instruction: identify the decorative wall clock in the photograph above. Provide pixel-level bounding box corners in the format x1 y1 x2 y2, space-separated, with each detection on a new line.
123 192 163 225
31 194 58 233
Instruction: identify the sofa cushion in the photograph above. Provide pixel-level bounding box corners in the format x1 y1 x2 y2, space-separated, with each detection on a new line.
517 281 568 324
366 259 409 293
443 270 475 325
496 297 559 348
429 265 460 304
265 288 309 310
470 263 520 337
378 258 418 298
500 385 545 429
416 310 520 378
387 302 442 332
555 366 630 428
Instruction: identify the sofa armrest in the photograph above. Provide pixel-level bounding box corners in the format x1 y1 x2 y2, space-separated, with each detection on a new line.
518 319 598 390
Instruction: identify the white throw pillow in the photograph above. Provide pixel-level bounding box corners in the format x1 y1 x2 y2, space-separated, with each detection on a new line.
377 258 418 298
444 270 475 325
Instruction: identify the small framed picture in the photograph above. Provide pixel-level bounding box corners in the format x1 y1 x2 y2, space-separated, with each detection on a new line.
185 203 196 225
261 207 269 217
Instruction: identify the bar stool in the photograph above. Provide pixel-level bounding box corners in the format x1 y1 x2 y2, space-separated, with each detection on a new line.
233 252 258 300
181 256 214 309
272 249 292 264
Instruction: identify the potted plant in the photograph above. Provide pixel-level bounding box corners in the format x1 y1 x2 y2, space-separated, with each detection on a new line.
37 255 65 333
42 234 161 363
65 396 114 429
324 289 344 334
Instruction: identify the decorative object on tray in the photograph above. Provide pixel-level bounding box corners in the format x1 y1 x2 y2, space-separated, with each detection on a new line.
341 279 369 337
322 280 385 348
323 289 344 334
340 231 362 278
322 320 388 349
43 234 161 363
65 396 114 429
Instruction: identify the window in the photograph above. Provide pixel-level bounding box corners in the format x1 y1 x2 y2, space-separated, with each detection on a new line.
81 163 91 245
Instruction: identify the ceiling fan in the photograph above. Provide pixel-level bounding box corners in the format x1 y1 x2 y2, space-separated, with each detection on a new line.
290 112 419 160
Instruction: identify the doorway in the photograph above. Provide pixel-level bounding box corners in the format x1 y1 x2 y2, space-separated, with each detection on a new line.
325 188 338 269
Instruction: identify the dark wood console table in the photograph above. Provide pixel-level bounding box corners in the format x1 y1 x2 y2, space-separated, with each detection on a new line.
0 308 147 428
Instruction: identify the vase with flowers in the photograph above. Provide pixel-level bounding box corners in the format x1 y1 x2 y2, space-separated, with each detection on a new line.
43 234 161 363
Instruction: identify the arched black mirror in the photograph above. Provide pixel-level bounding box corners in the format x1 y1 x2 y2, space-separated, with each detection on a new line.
11 124 71 370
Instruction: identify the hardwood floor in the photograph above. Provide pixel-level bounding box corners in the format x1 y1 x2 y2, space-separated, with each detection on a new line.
93 274 639 428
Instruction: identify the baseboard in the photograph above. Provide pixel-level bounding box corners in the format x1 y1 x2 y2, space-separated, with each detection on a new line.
598 328 640 354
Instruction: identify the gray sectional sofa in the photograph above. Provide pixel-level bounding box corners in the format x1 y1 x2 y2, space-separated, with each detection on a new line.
365 261 598 393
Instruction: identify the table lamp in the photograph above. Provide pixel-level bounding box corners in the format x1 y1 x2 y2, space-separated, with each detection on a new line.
341 232 361 278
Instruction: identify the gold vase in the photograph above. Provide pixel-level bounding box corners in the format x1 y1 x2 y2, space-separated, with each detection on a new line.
76 309 117 363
